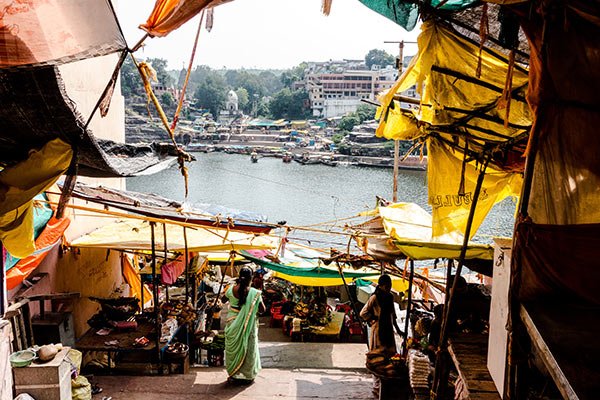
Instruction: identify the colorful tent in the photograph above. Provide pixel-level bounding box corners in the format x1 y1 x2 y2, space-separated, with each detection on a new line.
241 249 408 292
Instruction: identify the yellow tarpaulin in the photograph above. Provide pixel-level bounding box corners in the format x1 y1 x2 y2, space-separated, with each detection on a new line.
69 219 275 252
0 139 72 258
427 138 521 239
373 20 527 239
366 202 494 260
272 271 409 293
376 20 530 146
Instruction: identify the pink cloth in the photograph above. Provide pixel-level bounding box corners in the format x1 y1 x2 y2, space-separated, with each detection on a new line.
161 257 185 285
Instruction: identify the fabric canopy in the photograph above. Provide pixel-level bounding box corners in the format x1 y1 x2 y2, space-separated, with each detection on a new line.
69 219 274 253
140 0 232 38
68 182 271 234
356 203 494 261
358 0 479 31
241 250 400 289
376 21 531 172
0 0 126 69
374 21 525 239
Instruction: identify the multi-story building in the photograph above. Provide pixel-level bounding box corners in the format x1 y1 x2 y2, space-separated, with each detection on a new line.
302 60 398 118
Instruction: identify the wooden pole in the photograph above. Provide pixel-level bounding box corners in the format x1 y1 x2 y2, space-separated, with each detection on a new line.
150 222 161 369
0 243 5 317
401 259 414 355
393 140 400 202
162 223 170 304
431 157 490 399
184 227 189 304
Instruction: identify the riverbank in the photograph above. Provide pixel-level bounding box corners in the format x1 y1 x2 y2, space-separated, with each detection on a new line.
186 132 427 171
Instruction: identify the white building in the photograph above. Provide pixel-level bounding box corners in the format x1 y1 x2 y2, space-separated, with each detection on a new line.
304 67 398 118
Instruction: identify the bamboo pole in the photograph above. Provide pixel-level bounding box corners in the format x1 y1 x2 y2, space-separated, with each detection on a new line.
163 223 169 304
431 157 490 399
184 227 189 303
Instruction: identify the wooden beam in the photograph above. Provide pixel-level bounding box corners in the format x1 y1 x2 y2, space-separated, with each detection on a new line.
520 306 578 400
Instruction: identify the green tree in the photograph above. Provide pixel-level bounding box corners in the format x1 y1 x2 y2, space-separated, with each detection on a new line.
120 57 143 97
235 87 249 112
269 88 309 119
337 114 360 132
193 73 227 118
355 104 376 122
259 70 283 95
147 58 173 88
365 49 395 70
161 92 175 108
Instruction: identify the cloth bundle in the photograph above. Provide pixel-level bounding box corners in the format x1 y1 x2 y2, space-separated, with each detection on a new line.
408 350 430 388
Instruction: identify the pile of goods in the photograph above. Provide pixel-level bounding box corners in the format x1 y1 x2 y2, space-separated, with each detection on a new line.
161 301 197 326
408 349 431 389
87 297 140 329
366 349 407 378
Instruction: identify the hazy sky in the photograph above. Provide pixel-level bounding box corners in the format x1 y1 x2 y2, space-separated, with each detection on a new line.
115 0 420 70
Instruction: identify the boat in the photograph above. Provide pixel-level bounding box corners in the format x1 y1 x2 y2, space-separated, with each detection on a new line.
282 153 292 163
319 156 338 167
250 152 258 163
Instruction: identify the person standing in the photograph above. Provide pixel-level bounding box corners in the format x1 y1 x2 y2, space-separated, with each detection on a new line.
224 267 265 384
360 274 404 395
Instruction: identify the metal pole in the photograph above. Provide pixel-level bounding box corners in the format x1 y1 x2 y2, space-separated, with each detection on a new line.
401 259 414 355
431 158 490 399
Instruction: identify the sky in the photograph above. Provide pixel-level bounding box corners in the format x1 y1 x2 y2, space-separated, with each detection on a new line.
115 0 420 70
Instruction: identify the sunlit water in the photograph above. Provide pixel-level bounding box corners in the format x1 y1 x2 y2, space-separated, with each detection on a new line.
127 153 516 248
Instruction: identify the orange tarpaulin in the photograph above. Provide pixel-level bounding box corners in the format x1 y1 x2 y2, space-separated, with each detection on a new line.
6 216 70 290
140 0 232 38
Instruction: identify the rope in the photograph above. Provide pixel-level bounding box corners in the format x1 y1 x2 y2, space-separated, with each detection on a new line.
131 53 192 198
171 10 205 132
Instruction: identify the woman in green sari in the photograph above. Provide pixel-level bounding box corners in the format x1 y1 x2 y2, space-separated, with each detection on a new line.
224 267 265 383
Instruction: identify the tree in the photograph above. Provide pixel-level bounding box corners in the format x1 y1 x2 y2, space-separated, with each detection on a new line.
161 92 175 108
269 88 310 119
235 87 249 112
337 114 360 132
355 104 376 122
147 58 173 88
365 49 395 70
193 72 227 118
120 57 143 97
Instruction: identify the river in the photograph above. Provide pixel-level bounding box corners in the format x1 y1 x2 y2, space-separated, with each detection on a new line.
127 152 516 246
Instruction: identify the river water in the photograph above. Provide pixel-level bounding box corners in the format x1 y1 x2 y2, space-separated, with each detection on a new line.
127 153 516 246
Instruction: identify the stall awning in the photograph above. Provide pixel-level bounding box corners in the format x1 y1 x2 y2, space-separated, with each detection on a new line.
240 250 408 289
356 203 494 261
69 220 274 253
68 182 272 234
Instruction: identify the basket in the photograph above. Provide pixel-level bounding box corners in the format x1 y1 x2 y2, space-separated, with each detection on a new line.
165 343 189 361
207 349 224 367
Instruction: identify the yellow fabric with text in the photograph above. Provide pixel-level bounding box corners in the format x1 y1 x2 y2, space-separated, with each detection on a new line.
0 139 72 258
428 138 521 239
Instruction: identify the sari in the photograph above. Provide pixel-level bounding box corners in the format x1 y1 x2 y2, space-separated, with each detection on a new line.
224 285 262 380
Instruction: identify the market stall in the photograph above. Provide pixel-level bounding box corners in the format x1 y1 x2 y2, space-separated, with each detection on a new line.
68 217 274 374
